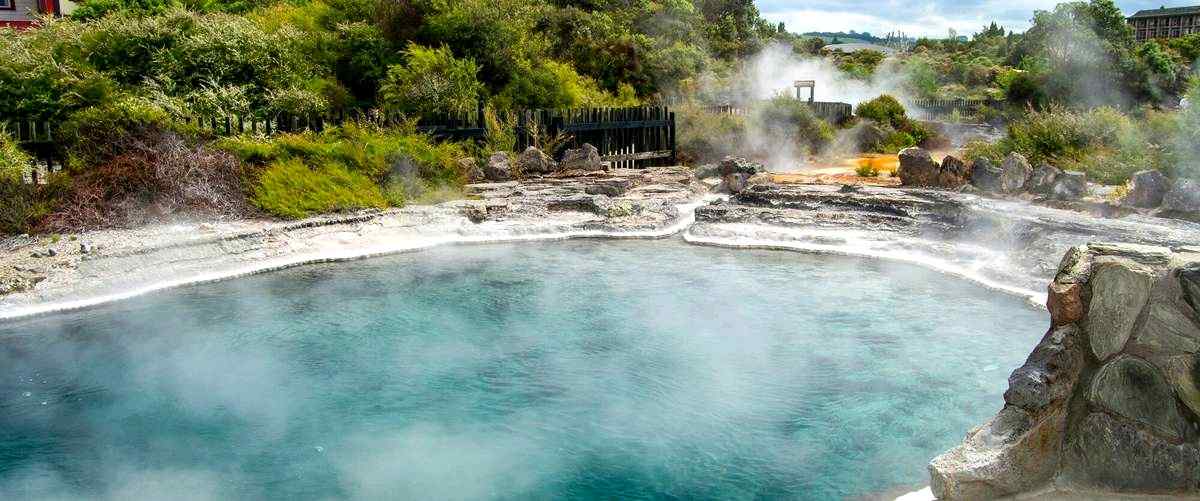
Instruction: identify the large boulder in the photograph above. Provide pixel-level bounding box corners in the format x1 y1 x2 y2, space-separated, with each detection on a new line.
970 158 1004 192
998 153 1033 193
1062 412 1200 492
560 143 604 171
1087 356 1189 440
1124 170 1170 208
718 156 763 177
1026 163 1061 194
459 157 484 183
1162 178 1200 216
1085 260 1153 360
897 147 939 186
898 149 971 189
484 152 512 181
1050 171 1087 200
516 146 555 175
932 245 1200 499
937 155 971 188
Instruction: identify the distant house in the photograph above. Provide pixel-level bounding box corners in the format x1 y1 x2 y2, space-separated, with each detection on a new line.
0 0 74 30
1129 5 1200 41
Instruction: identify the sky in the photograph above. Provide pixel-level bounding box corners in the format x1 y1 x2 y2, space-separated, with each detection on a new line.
758 0 1199 39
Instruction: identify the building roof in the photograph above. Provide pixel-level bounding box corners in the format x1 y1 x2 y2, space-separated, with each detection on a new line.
1129 6 1200 18
821 43 897 56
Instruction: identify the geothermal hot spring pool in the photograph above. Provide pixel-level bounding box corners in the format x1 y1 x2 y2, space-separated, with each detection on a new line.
0 240 1048 500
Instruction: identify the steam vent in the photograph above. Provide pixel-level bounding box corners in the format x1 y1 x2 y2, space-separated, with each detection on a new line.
930 243 1200 498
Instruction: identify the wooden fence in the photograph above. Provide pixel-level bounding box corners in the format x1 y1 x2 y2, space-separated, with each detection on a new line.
907 98 999 121
517 106 676 168
3 104 680 179
698 102 852 124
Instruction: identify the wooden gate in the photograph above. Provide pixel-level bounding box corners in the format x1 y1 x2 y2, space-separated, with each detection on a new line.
517 106 677 168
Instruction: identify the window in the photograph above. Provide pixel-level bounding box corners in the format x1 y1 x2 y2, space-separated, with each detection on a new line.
0 0 13 10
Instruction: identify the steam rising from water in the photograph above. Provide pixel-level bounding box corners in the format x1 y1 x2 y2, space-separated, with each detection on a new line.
0 240 1047 500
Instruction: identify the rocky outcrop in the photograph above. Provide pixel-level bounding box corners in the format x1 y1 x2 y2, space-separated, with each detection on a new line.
1026 163 1061 195
484 152 512 181
897 147 939 186
459 157 484 183
517 146 556 175
897 148 970 189
931 243 1200 499
971 153 1032 194
1125 170 1170 208
1162 179 1200 217
716 156 762 194
560 143 604 171
1050 171 1087 200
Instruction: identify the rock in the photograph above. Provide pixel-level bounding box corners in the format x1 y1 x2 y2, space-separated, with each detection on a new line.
1047 282 1084 326
718 156 763 177
459 157 484 183
929 405 1063 500
484 152 512 181
1063 412 1200 492
1089 242 1173 268
897 147 939 186
937 155 971 188
1135 302 1200 353
1005 325 1083 410
560 144 604 171
46 248 57 257
1085 261 1153 360
998 153 1033 193
1026 163 1061 194
694 164 720 179
1125 170 1170 208
459 204 488 224
970 158 1005 192
1183 262 1200 315
1162 179 1200 216
585 178 633 197
516 146 555 175
546 195 610 215
1088 356 1189 440
1050 171 1087 200
719 173 751 194
1161 354 1200 419
79 242 93 255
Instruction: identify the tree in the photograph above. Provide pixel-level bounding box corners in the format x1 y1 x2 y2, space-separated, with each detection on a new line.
379 43 483 117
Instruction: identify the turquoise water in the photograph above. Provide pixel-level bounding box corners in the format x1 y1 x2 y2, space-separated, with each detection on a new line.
0 240 1046 500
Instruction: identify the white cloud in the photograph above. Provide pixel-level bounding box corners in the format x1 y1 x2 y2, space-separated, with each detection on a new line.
758 0 1196 38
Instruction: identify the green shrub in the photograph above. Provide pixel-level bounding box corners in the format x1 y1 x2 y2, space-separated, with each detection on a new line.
676 104 748 165
252 159 386 219
856 95 908 129
380 43 483 117
221 123 468 209
0 135 38 234
965 106 1162 185
493 60 639 110
855 164 880 177
753 94 835 157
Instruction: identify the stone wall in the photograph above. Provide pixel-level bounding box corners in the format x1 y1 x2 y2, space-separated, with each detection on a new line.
930 242 1200 498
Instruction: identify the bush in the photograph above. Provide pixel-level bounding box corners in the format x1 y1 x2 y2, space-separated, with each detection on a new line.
676 104 748 165
753 94 835 157
252 159 386 219
856 95 938 153
380 43 483 117
855 164 880 177
39 130 250 232
493 60 639 110
856 95 907 126
0 135 41 234
964 106 1163 185
220 123 469 208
